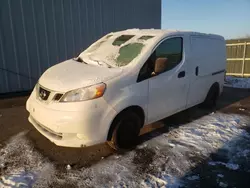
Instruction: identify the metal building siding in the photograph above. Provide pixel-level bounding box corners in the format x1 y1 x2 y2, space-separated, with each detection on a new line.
0 0 161 94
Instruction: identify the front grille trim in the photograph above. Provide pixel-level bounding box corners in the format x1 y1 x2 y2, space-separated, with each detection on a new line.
53 93 63 101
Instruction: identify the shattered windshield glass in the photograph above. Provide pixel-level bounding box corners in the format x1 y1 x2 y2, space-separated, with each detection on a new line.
116 43 144 66
79 34 154 67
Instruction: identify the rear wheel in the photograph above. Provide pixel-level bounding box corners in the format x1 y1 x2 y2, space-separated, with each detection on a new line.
108 111 142 150
202 84 219 109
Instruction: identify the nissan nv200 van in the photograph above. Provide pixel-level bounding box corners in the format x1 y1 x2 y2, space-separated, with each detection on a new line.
26 29 226 150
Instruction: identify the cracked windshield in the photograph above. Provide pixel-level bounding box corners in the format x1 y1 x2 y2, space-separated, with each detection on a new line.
79 34 154 67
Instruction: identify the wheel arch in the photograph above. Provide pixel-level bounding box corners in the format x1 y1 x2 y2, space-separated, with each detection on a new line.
210 82 220 95
202 81 220 108
107 105 145 141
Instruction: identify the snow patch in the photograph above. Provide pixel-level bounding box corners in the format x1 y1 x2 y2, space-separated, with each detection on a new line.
0 171 35 188
208 161 239 170
0 132 55 188
217 174 224 178
137 143 148 149
80 32 156 68
225 76 250 89
219 182 228 187
226 163 239 170
237 149 250 157
147 174 168 186
1 113 250 187
66 165 71 170
187 175 199 181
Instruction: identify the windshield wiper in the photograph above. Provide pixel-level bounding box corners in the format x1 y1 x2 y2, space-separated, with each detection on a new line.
104 61 114 68
75 56 114 68
73 57 88 64
89 57 113 68
96 60 113 68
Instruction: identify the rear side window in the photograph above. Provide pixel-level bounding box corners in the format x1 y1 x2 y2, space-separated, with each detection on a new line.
155 37 183 71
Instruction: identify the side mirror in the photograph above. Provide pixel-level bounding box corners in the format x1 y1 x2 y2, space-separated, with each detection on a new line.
154 57 168 74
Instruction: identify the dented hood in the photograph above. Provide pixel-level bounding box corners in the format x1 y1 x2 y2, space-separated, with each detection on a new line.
38 59 122 92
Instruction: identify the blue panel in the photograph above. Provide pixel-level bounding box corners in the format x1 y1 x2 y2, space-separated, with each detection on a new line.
62 0 75 59
43 0 59 66
0 14 9 93
0 0 161 93
10 0 31 90
0 70 6 93
85 0 95 44
32 0 49 75
22 0 41 86
0 0 20 92
71 0 83 56
79 0 92 49
92 0 102 39
53 0 67 62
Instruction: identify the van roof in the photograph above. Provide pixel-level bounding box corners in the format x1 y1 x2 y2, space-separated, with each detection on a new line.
112 29 224 40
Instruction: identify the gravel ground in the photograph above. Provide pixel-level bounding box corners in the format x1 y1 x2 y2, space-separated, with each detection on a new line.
0 87 250 187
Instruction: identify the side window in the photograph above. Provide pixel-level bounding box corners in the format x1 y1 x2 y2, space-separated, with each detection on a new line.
137 53 155 82
155 37 183 72
137 37 183 82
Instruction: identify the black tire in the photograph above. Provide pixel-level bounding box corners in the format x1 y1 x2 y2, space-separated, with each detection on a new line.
108 111 142 150
202 85 219 109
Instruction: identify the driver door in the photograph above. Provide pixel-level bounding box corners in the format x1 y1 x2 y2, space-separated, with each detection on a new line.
147 36 189 123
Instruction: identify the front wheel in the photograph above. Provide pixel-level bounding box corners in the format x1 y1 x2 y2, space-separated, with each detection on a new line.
202 84 219 109
108 111 142 150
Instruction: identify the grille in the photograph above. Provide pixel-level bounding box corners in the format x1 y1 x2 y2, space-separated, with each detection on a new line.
38 86 50 101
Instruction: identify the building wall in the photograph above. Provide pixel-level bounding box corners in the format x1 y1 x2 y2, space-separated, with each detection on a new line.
0 0 161 93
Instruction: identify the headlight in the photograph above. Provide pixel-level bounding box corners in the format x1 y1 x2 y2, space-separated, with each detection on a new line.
60 83 106 102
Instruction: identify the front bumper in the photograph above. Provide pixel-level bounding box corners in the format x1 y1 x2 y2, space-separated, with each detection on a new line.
26 91 117 147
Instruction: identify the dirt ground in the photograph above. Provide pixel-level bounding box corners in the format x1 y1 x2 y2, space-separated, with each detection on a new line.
0 87 250 166
0 86 250 187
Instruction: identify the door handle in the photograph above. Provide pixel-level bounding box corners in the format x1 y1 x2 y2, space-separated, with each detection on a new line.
178 71 185 78
195 66 199 76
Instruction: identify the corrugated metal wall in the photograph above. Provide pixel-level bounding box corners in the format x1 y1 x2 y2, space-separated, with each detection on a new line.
0 0 161 94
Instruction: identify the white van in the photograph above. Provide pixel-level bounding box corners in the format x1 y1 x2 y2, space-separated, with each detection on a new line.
26 29 226 150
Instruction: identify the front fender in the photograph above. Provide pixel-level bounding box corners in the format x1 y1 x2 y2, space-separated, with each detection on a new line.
105 80 149 124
